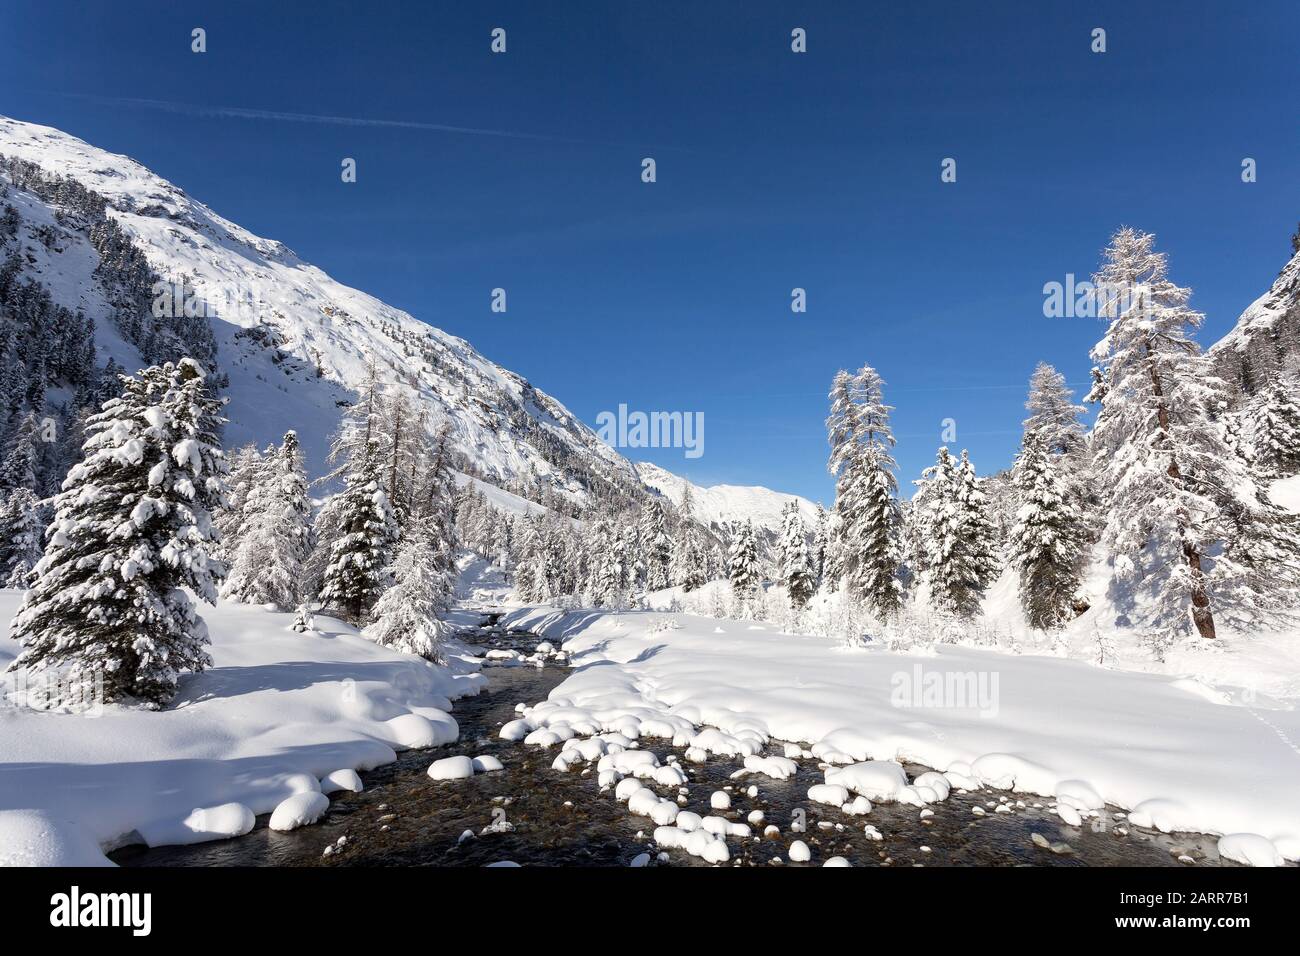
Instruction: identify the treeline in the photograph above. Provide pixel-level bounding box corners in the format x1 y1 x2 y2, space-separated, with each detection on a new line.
456 477 726 609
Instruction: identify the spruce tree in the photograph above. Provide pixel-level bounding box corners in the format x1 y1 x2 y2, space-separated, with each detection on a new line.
0 410 40 493
0 487 43 587
6 359 227 709
1008 432 1088 630
826 365 903 615
920 448 999 619
638 500 673 591
728 520 761 605
362 521 448 662
777 502 815 608
1250 378 1300 477
811 503 828 584
671 517 706 592
318 442 398 623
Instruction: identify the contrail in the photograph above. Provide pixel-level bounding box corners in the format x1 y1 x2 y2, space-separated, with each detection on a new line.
54 92 637 147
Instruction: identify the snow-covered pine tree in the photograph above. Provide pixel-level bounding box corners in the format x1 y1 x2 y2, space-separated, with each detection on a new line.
0 486 43 587
638 499 673 591
921 447 999 619
587 518 627 608
6 359 228 709
811 503 828 584
728 520 761 606
221 430 315 609
671 516 707 592
317 441 398 623
825 365 903 615
214 443 264 560
515 517 555 604
777 501 815 608
1022 361 1097 533
1087 227 1258 641
416 421 458 581
623 518 646 593
1249 377 1300 477
1008 431 1088 630
361 521 448 662
0 410 42 494
514 517 545 602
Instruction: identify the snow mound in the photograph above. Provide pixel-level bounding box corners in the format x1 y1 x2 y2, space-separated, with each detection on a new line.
427 756 476 781
1217 833 1282 867
269 792 330 832
0 810 114 867
139 803 256 847
321 770 364 795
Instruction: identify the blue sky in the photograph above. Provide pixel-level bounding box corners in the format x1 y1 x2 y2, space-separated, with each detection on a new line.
2 1 1296 504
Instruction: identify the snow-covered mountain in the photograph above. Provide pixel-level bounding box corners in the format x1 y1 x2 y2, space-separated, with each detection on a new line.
1210 246 1300 401
0 115 643 503
636 461 821 535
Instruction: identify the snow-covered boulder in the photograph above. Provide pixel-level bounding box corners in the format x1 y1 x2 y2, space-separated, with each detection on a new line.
826 761 909 802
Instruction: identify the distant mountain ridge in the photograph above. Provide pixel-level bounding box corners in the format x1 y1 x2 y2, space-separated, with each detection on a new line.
636 461 821 536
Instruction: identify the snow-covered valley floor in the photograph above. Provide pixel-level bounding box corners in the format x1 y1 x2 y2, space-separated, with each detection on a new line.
3 583 1298 867
0 590 487 866
498 604 1300 866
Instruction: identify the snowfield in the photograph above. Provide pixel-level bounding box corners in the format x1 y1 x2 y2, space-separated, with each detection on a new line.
499 604 1300 864
0 591 486 866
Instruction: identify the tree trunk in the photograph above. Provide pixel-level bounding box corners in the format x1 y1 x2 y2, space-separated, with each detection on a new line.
1145 338 1217 638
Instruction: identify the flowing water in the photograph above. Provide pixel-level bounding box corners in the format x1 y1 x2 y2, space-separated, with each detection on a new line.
112 617 1232 868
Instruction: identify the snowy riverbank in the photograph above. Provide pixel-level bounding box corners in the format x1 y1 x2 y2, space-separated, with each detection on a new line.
0 591 487 866
499 604 1300 865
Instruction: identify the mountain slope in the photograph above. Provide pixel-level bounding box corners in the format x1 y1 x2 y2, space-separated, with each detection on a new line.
1209 246 1300 401
0 115 640 502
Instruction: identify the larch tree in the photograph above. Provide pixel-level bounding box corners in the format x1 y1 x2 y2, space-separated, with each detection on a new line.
214 443 264 561
6 359 228 709
1088 227 1240 641
221 430 315 609
1023 362 1087 459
